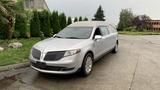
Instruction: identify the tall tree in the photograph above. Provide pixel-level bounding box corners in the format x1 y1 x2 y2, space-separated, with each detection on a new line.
0 0 16 39
51 11 60 34
132 15 151 31
67 16 72 25
117 9 135 31
59 13 67 29
79 16 82 21
93 5 105 21
74 17 78 22
39 10 52 37
30 10 40 37
83 17 88 21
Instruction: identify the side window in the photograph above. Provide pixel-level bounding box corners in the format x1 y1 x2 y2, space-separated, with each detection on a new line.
100 27 110 36
93 28 102 39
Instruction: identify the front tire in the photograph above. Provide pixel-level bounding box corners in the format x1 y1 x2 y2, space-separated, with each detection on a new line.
80 53 93 77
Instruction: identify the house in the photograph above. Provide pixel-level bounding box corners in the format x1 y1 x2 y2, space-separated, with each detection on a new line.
12 0 49 11
24 0 49 11
144 20 160 32
134 15 160 32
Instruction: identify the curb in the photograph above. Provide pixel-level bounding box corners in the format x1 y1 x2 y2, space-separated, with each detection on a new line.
0 62 30 73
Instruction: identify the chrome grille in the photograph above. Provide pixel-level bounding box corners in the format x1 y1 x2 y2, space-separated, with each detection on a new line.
44 51 65 61
32 48 41 60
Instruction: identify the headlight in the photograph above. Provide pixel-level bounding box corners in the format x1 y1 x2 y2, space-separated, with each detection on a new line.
64 49 81 57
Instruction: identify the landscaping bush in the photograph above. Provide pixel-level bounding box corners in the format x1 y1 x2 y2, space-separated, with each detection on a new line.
74 17 78 22
51 11 61 34
67 17 72 25
83 17 88 21
79 16 82 21
59 13 67 29
14 13 30 38
0 22 7 39
30 10 40 37
123 27 137 32
39 10 52 37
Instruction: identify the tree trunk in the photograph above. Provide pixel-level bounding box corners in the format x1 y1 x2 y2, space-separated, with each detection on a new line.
6 16 13 40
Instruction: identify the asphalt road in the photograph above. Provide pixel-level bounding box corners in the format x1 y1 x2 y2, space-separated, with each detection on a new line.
0 35 160 90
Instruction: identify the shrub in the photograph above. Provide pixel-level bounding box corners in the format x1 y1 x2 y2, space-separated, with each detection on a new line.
59 13 67 29
83 17 88 21
79 16 82 21
74 17 78 22
123 27 137 32
30 10 40 37
51 11 61 34
39 10 52 37
14 13 30 38
0 22 7 39
67 17 72 25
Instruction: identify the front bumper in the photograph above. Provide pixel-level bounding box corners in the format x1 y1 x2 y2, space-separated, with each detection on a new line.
29 54 82 74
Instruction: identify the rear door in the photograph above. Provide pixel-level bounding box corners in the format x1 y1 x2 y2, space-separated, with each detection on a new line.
93 27 104 58
99 26 112 53
107 25 118 49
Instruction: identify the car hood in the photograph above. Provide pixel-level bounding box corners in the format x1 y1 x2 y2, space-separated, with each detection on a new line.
33 38 88 52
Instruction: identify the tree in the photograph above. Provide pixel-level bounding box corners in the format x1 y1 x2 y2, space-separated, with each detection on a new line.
79 16 82 21
14 13 29 38
74 17 78 22
133 15 151 31
67 16 72 25
30 10 40 37
83 17 88 21
39 10 52 37
51 11 61 34
93 5 105 21
59 13 67 29
0 0 16 39
117 9 135 31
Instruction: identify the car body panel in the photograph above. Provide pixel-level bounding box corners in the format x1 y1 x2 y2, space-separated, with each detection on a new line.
29 21 118 74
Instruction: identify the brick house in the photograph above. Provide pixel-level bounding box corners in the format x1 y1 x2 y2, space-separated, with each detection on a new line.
144 20 160 32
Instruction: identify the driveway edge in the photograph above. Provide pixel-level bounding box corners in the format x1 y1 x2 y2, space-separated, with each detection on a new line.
0 62 30 73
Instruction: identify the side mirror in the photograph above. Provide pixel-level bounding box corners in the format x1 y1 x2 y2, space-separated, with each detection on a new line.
94 35 102 40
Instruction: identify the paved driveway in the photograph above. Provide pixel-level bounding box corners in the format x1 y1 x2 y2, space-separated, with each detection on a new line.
0 35 160 90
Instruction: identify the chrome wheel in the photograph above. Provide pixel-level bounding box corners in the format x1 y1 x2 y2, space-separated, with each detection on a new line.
85 56 93 74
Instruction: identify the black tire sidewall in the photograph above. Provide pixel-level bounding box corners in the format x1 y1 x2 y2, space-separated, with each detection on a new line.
80 53 93 76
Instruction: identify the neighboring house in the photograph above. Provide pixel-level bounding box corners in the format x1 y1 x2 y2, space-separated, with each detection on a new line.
24 0 49 11
133 15 160 32
144 20 160 32
12 0 49 11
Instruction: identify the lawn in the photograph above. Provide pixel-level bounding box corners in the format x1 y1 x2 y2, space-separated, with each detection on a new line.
0 38 41 66
118 31 160 35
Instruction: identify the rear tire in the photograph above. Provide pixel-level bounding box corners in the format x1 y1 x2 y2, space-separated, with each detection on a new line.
80 53 93 77
112 41 118 54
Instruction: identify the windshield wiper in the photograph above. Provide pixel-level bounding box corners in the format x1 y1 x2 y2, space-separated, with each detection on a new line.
65 37 80 39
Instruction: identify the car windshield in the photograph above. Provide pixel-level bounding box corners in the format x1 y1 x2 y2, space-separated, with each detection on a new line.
55 27 93 39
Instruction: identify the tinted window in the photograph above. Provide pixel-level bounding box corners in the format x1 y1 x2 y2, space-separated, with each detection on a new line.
100 27 109 36
56 27 93 39
93 28 102 39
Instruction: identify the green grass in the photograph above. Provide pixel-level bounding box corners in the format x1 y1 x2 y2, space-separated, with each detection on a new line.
118 31 160 35
0 38 41 66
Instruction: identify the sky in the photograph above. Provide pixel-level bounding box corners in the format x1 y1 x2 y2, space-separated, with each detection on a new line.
46 0 160 25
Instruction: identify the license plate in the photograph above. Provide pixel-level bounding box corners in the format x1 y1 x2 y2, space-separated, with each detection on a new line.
36 62 47 69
